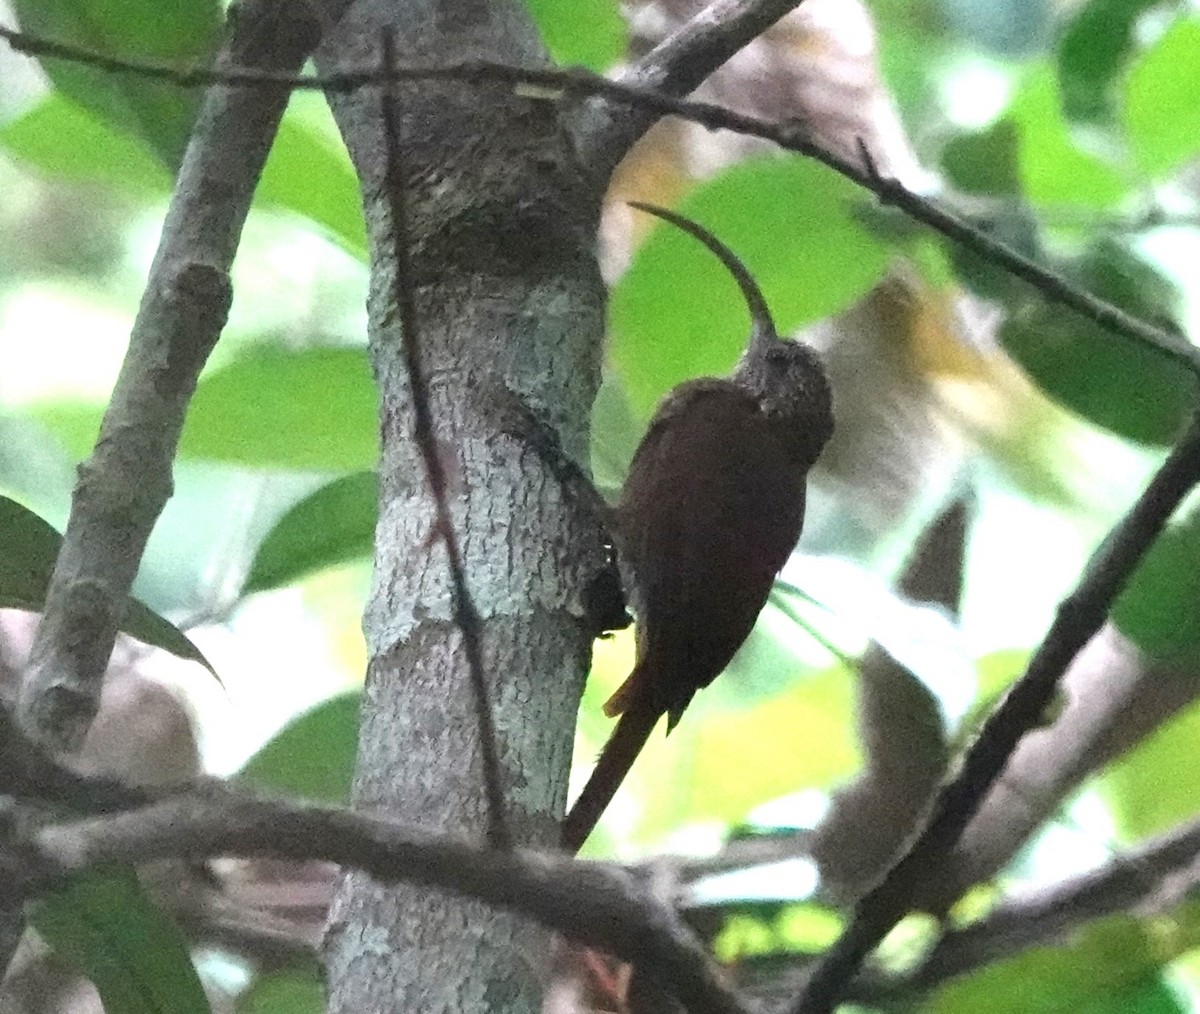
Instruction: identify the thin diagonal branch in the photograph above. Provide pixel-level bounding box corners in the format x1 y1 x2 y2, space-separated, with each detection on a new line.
884 814 1200 1000
4 789 751 1014
8 0 812 178
792 409 1200 1014
1 24 1191 376
733 815 1200 1005
375 32 510 850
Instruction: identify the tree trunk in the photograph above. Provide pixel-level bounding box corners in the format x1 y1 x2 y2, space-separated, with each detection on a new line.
316 2 609 1010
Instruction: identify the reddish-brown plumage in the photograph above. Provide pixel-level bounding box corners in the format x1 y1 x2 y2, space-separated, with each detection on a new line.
562 204 833 853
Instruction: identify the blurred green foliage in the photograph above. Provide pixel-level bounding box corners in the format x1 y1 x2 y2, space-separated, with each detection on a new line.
238 691 360 804
29 866 212 1014
0 495 215 672
1057 0 1159 124
244 471 377 594
999 239 1192 446
927 914 1199 1014
1124 17 1200 177
1008 65 1129 208
525 0 626 69
35 347 379 469
1104 697 1200 840
237 967 324 1014
3 0 1200 1010
11 0 221 167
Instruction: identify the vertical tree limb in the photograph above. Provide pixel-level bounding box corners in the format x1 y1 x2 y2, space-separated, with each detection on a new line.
376 30 511 849
315 2 608 1010
7 0 342 985
18 0 340 754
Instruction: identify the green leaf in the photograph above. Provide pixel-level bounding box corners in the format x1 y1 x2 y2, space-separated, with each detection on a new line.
27 403 102 463
34 348 379 470
29 865 210 1014
257 112 366 258
1 96 366 257
941 118 1022 197
181 348 379 469
0 92 172 195
0 495 217 675
237 691 361 804
1123 17 1200 177
0 496 72 613
965 649 1031 731
999 241 1193 446
12 0 222 168
1103 698 1200 840
238 967 324 1014
1009 64 1128 208
524 0 626 70
621 659 858 847
1058 0 1159 123
927 917 1184 1014
122 600 219 678
610 159 890 416
713 913 779 962
245 472 377 594
1113 503 1200 660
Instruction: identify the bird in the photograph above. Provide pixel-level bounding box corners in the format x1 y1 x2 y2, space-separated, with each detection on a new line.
562 201 834 852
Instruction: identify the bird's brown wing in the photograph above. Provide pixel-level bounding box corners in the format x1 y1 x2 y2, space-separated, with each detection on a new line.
612 379 807 724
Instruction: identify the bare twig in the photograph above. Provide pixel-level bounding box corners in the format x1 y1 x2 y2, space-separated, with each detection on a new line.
1 1 810 109
14 3 336 754
793 409 1200 1014
1 23 1191 375
0 700 156 976
3 789 751 1014
375 32 510 849
853 139 1199 374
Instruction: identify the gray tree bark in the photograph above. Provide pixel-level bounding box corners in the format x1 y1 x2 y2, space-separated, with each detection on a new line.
316 2 610 1010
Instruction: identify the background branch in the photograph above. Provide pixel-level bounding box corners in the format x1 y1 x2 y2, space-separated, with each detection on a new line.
731 815 1200 1006
794 409 1200 1013
923 626 1200 912
5 788 751 1014
866 814 1200 1002
9 689 1200 1014
0 705 150 815
577 0 809 170
14 2 334 753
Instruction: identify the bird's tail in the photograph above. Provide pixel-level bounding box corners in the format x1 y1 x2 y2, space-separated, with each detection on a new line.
561 696 659 854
